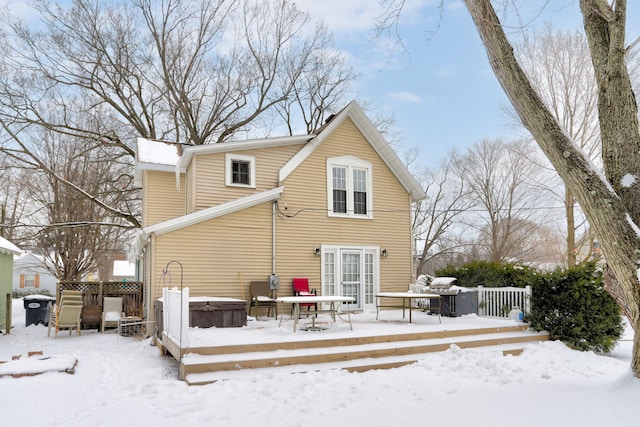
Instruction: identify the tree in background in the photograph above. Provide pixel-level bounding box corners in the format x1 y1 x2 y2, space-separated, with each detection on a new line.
23 130 134 281
515 26 601 267
0 0 358 230
412 151 474 278
454 138 556 263
463 0 640 377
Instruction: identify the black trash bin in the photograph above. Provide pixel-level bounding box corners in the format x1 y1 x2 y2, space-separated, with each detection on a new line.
23 296 56 326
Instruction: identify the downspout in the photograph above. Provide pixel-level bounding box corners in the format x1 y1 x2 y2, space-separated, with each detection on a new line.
272 201 276 275
146 233 154 329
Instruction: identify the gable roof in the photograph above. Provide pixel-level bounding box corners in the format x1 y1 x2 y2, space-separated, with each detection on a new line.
0 236 21 256
134 101 426 200
280 100 426 201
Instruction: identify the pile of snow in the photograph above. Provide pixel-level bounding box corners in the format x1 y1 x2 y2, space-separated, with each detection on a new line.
1 298 638 426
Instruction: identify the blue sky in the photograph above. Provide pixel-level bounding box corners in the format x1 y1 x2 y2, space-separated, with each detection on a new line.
296 0 640 167
2 0 638 168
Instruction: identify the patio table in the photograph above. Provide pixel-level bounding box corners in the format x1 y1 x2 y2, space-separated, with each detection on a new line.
276 295 355 332
375 292 442 324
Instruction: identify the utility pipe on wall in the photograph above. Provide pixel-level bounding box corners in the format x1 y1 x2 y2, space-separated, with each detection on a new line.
272 201 276 275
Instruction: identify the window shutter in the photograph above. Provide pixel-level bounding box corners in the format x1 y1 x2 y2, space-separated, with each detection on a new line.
20 274 25 288
35 274 40 288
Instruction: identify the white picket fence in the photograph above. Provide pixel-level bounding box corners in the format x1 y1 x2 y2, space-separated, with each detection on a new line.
162 287 190 356
477 285 532 318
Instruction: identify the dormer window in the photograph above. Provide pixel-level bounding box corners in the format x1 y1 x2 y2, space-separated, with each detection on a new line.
327 156 373 218
226 154 256 188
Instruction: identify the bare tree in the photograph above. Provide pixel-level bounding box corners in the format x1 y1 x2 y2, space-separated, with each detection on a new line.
21 129 134 281
0 159 33 243
412 151 473 278
0 0 358 230
455 138 553 263
515 25 601 267
273 26 360 134
462 0 640 376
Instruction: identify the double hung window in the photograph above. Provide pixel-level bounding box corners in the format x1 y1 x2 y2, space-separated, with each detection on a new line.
327 156 372 218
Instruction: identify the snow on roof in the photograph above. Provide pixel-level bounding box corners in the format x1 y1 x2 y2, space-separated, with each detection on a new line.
136 138 181 166
0 236 21 255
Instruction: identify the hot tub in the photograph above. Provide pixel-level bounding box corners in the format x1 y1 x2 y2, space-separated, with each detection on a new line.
154 297 247 337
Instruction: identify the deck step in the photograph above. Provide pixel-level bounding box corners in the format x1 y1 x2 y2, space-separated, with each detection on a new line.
184 341 532 385
180 326 549 385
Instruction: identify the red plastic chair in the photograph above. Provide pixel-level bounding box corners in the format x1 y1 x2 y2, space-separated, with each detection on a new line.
292 278 317 317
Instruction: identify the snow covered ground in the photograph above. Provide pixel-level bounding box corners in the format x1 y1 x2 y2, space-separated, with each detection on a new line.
1 297 638 427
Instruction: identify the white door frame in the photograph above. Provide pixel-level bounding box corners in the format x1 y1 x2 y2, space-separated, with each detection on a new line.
320 245 380 311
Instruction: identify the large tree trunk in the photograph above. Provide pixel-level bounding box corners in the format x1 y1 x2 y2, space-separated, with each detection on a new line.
463 0 640 376
565 184 576 267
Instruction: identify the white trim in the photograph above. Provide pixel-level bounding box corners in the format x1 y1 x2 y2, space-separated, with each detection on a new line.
140 187 284 238
326 156 373 219
320 245 380 311
225 153 256 188
178 135 311 172
279 100 426 202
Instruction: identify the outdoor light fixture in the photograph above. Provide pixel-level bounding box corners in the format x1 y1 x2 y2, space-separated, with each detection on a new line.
381 249 388 258
314 247 321 256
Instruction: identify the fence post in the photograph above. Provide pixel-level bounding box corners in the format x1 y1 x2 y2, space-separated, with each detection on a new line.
477 286 484 316
524 285 532 314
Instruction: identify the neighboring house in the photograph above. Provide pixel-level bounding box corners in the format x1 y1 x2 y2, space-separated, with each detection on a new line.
113 260 136 281
12 251 58 295
133 101 426 320
0 237 21 332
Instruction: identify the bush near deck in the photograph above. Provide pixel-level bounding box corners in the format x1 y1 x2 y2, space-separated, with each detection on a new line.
527 262 622 353
436 261 623 353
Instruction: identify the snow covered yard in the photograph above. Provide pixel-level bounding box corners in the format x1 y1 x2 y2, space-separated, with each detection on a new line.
1 297 638 427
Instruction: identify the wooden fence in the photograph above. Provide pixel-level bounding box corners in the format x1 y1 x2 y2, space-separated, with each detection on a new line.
57 281 144 329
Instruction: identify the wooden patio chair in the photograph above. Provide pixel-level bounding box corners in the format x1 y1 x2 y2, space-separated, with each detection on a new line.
101 297 125 333
249 281 277 319
48 290 84 338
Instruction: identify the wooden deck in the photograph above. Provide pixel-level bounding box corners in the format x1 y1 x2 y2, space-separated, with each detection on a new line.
156 312 550 385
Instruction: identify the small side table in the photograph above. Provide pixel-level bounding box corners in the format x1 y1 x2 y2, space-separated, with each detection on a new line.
118 316 143 337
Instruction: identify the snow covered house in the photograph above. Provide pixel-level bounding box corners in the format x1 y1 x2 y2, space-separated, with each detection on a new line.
0 237 21 332
12 251 58 295
132 101 426 320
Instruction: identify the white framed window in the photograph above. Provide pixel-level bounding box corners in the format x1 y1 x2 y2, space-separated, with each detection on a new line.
226 153 256 188
327 156 372 218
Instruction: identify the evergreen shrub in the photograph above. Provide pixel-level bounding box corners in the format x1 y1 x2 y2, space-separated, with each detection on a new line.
435 260 538 288
527 262 622 353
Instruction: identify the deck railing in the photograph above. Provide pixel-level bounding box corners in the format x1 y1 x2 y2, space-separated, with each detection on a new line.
477 285 532 318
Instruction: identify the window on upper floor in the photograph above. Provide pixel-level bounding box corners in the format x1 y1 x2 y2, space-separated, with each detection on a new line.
327 156 373 218
226 154 256 188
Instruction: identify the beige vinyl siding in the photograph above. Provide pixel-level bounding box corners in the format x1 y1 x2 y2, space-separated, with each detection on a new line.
143 170 185 227
276 118 413 294
149 201 274 302
191 145 301 211
144 117 416 306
